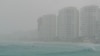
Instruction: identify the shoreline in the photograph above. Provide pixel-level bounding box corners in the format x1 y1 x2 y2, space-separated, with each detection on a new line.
0 40 99 46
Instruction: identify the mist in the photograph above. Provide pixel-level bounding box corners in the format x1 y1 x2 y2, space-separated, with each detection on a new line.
0 0 100 42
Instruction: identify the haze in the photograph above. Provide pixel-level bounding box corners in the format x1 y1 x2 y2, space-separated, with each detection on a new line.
0 0 99 34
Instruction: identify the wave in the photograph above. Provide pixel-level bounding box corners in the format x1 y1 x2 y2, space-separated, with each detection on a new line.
40 48 96 56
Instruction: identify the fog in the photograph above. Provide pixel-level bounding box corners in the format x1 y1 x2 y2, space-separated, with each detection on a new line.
0 0 100 42
0 0 99 33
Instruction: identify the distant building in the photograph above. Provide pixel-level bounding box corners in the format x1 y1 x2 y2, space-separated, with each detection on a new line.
57 7 79 41
80 5 99 41
95 9 100 43
38 14 56 41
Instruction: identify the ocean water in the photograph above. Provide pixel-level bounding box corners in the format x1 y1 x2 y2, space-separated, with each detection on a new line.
0 42 100 56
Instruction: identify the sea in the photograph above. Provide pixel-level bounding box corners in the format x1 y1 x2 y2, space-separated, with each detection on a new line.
0 41 100 56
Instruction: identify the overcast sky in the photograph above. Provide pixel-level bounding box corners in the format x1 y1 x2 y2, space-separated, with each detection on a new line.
0 0 99 34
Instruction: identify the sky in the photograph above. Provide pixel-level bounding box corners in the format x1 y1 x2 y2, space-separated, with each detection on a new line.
0 0 100 34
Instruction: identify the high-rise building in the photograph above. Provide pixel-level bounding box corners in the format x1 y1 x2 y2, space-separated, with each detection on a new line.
80 5 99 41
95 9 100 43
38 14 56 41
57 7 79 41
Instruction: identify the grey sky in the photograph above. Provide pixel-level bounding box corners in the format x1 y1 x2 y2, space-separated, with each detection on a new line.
0 0 99 34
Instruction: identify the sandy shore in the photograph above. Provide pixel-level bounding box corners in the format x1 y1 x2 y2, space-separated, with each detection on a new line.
0 40 100 46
